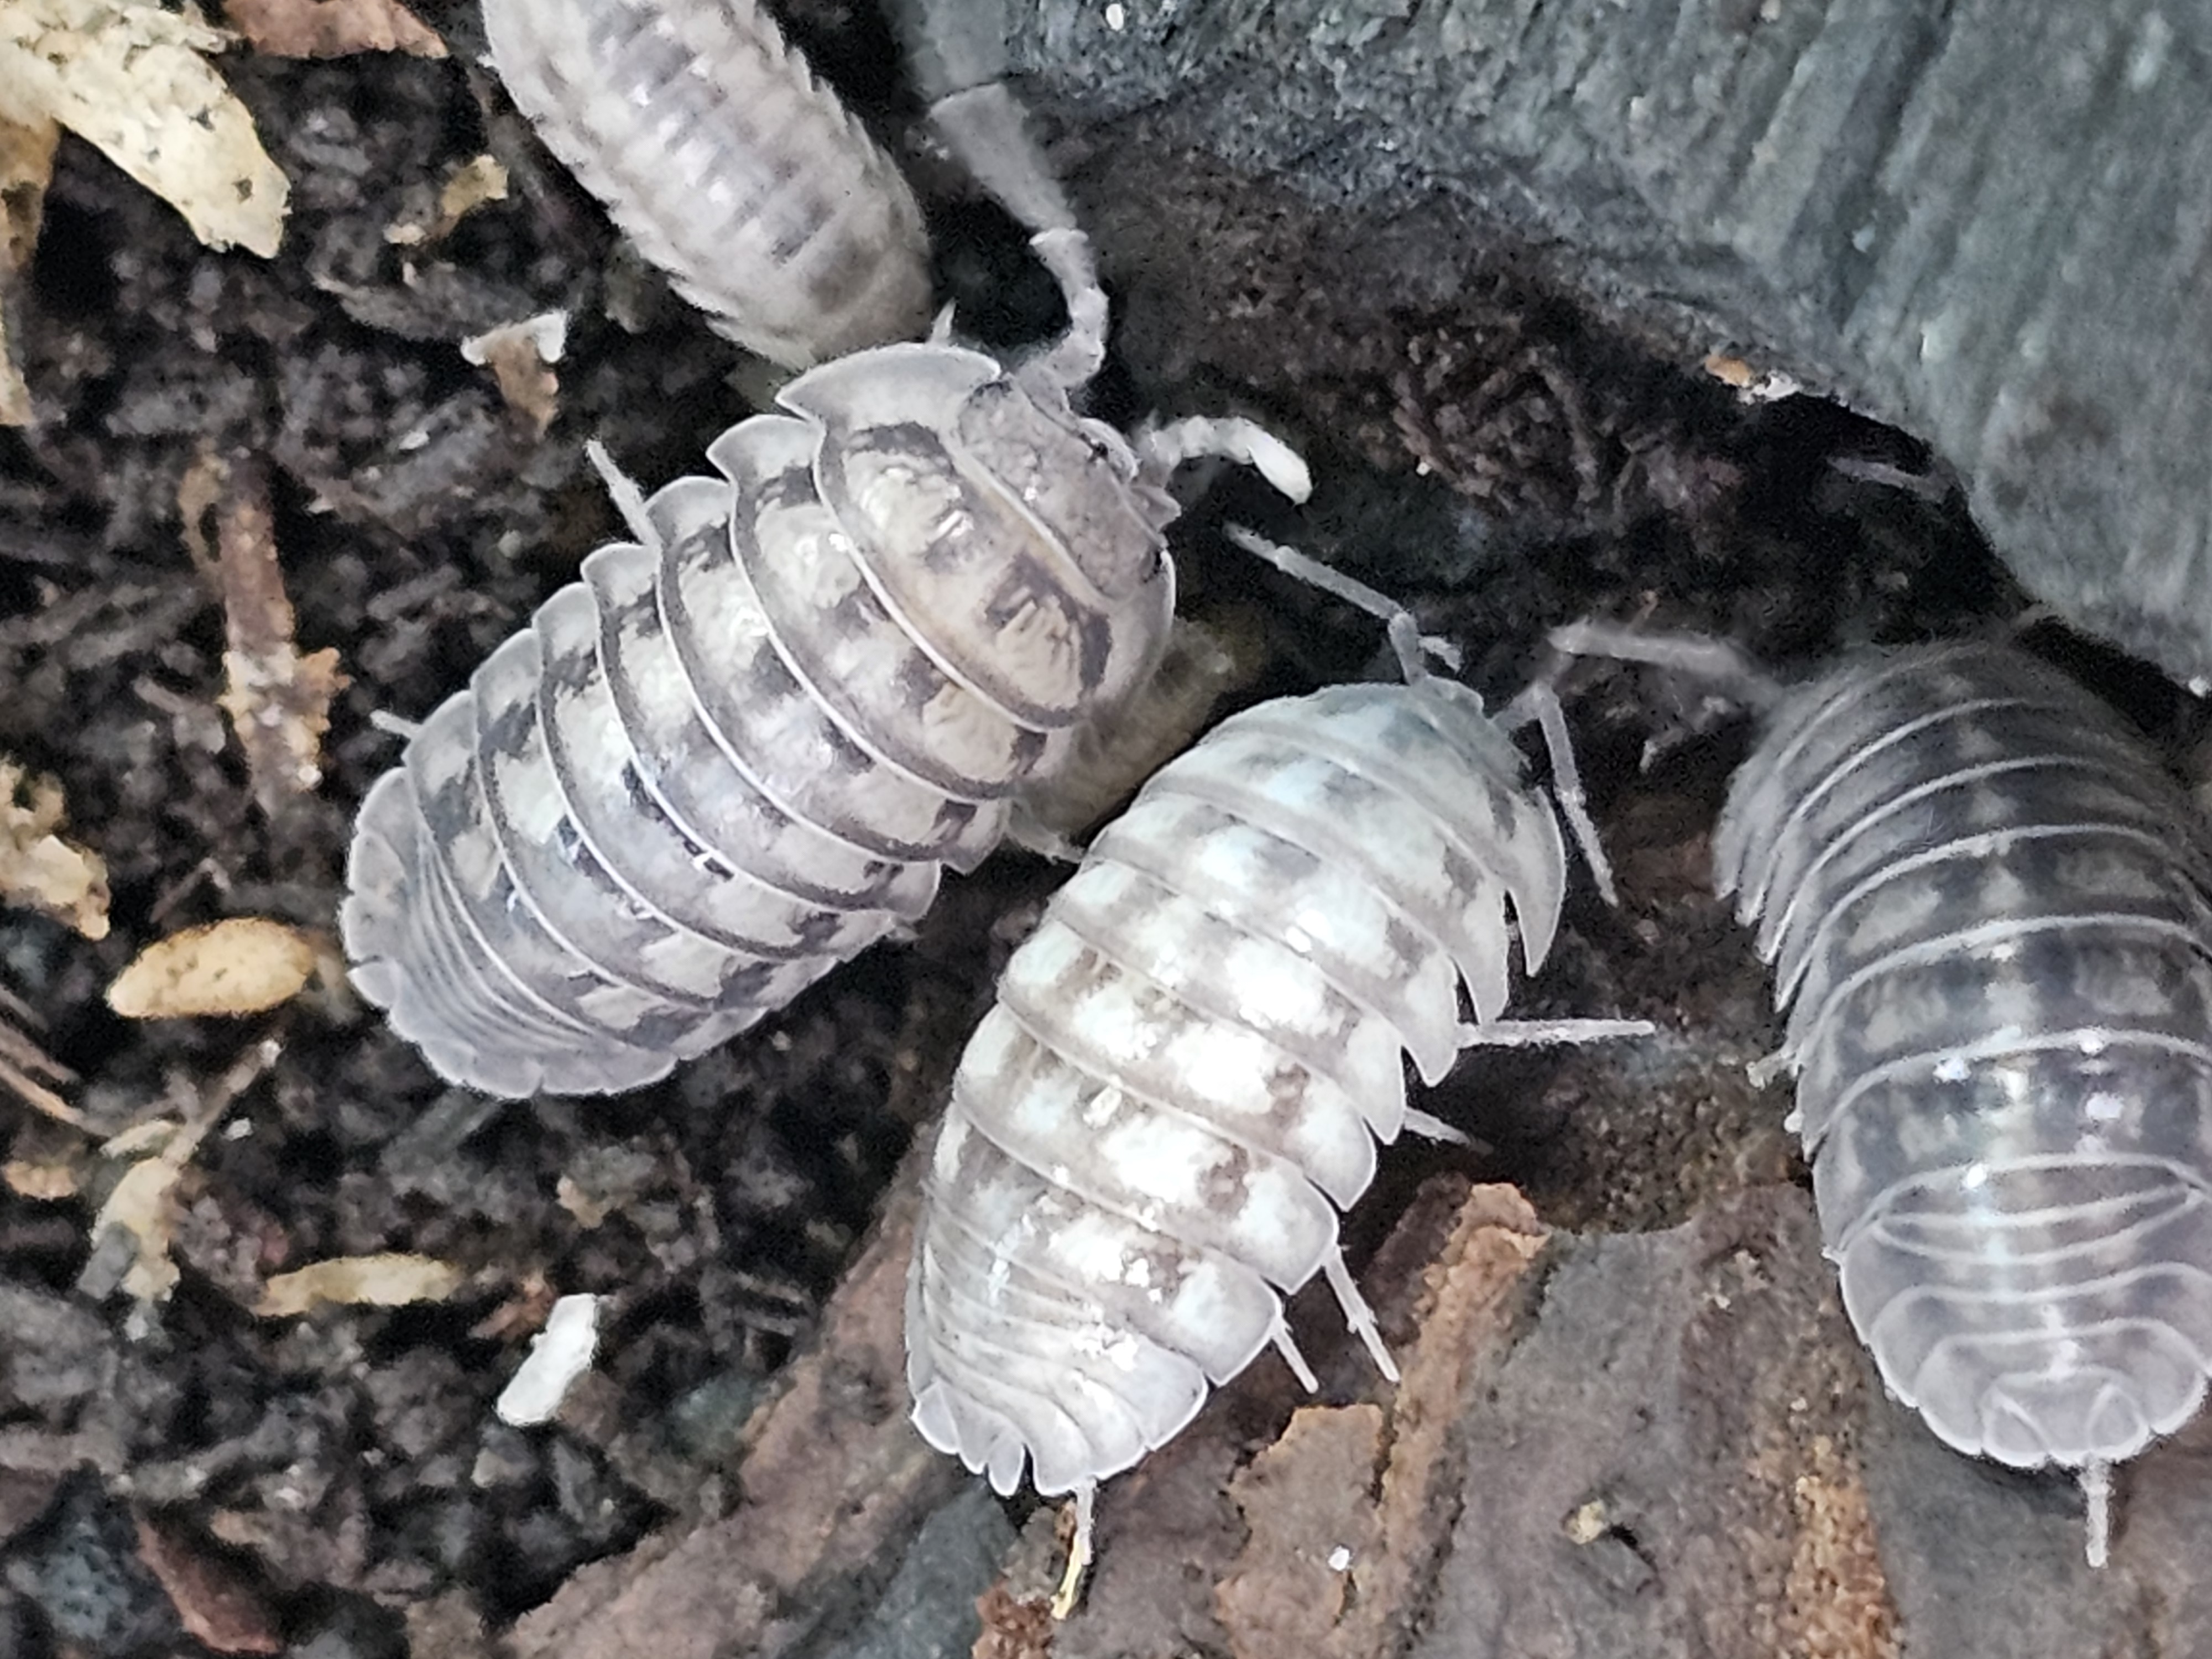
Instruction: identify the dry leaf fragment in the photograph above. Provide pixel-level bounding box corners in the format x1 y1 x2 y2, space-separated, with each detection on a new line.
254 1252 462 1317
0 757 109 940
107 918 316 1019
386 151 505 246
223 0 443 59
82 1040 278 1303
461 310 565 436
181 452 348 816
0 112 55 426
3 1157 79 1198
96 1154 189 1299
134 1513 283 1655
495 1292 602 1427
0 0 288 255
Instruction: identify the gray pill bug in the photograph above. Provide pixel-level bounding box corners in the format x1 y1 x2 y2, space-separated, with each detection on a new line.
342 229 1312 1098
482 0 933 367
1556 624 2212 1566
907 551 1653 1596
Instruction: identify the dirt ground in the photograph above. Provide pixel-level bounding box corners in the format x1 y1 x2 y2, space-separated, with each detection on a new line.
3 4 2195 1657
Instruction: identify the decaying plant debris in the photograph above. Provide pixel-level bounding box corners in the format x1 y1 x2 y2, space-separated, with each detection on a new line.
1 3 2204 1657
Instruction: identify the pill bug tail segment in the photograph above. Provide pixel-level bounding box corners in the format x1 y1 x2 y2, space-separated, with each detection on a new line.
2084 1459 2112 1569
906 564 1651 1530
1714 640 2212 1536
481 0 932 368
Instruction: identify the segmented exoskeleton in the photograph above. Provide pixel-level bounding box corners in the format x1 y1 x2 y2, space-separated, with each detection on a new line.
342 232 1310 1097
1715 639 2212 1564
482 0 933 367
906 582 1648 1589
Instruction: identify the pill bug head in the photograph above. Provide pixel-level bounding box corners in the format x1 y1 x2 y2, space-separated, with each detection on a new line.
775 339 1177 730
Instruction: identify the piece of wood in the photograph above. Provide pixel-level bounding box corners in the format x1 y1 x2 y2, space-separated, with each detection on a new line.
1001 0 2212 684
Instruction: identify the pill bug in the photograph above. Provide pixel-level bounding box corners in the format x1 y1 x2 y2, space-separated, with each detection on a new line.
342 229 1312 1098
905 617 1649 1578
482 0 933 367
1712 639 2212 1563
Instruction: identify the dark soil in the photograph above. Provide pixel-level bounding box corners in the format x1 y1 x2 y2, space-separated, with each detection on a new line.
0 4 2135 1657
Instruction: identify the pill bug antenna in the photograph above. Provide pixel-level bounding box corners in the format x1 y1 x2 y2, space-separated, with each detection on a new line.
1223 526 1457 679
1546 617 1788 716
1224 529 1650 1037
584 439 662 558
1024 227 1110 396
931 83 1081 241
1142 422 1313 507
2084 1459 2113 1569
1495 679 1620 907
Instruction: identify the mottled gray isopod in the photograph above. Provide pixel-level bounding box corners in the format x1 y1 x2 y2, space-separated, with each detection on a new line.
906 588 1649 1588
342 231 1311 1097
482 0 933 367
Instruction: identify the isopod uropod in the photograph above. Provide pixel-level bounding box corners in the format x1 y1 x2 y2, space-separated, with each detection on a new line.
342 232 1311 1097
907 579 1649 1590
482 0 933 367
1715 639 2212 1563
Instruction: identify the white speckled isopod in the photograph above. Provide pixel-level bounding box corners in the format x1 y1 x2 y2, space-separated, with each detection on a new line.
342 231 1311 1098
905 601 1650 1585
482 0 932 367
1710 638 2212 1564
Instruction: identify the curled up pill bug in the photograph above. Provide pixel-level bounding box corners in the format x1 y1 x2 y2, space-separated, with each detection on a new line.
480 0 933 367
1554 623 2212 1566
340 228 1313 1099
905 536 1653 1604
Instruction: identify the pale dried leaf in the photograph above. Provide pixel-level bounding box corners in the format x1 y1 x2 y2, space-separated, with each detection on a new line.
0 0 288 255
3 1157 78 1198
495 1293 601 1427
0 758 109 940
107 917 316 1018
96 1152 187 1300
224 0 442 59
386 152 507 246
255 1252 462 1317
0 113 53 426
82 1041 276 1305
461 310 565 436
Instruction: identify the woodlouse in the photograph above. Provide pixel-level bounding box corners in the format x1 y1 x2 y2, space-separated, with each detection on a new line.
1558 623 2212 1563
341 231 1311 1097
482 0 933 367
906 584 1648 1584
1720 640 2212 1561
